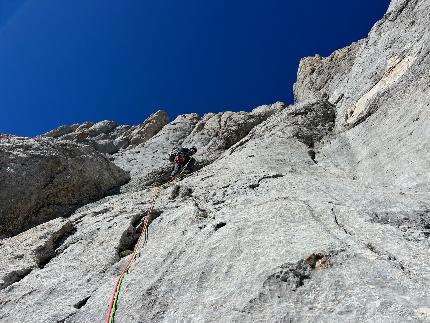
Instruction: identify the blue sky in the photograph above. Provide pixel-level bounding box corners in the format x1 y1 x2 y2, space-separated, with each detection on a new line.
0 0 390 136
0 0 27 27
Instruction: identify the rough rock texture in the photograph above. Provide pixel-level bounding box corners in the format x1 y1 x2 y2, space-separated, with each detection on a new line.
0 218 75 290
43 110 169 154
294 0 430 190
114 102 284 191
293 40 365 104
0 137 130 237
181 102 285 165
1 1 430 322
114 113 201 190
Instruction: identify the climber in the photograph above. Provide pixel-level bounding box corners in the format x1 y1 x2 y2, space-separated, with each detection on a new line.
170 146 197 178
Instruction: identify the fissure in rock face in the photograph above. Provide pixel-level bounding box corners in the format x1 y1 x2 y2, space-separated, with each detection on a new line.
117 210 163 259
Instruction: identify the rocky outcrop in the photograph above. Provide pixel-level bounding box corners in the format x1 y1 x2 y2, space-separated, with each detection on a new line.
113 113 201 190
293 40 365 104
181 102 285 165
128 110 170 147
294 0 429 131
43 110 169 154
0 1 429 322
294 0 430 189
0 136 129 237
114 102 284 191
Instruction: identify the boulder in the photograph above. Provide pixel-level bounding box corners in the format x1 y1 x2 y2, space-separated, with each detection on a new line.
0 136 130 237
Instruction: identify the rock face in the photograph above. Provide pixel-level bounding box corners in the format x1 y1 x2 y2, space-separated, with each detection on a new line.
0 137 130 237
1 1 430 322
43 110 169 154
181 102 285 165
113 112 201 191
293 40 365 104
114 102 284 191
294 0 430 189
0 218 75 290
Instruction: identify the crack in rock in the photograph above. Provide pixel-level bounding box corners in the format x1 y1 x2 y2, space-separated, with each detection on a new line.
243 251 335 314
331 208 351 235
73 296 91 309
365 243 410 276
307 149 318 164
0 268 33 291
214 222 227 231
249 174 284 189
34 222 76 269
370 209 430 242
117 210 163 259
228 137 252 155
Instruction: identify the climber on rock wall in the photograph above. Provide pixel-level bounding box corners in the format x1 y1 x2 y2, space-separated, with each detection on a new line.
170 146 197 178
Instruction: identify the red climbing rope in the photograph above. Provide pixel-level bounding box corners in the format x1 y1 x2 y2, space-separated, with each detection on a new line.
105 163 191 323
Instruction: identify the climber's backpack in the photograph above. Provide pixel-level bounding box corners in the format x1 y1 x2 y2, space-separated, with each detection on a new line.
168 147 182 162
175 154 186 164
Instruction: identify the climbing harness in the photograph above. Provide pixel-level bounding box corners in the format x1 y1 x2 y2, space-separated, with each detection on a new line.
105 162 191 323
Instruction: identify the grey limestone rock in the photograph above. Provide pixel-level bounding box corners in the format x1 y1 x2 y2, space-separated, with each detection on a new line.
0 217 75 290
181 101 285 165
0 136 130 237
293 40 365 104
129 110 169 147
114 103 284 191
86 120 118 137
43 124 80 138
42 110 169 155
113 113 201 190
293 0 430 189
0 1 429 322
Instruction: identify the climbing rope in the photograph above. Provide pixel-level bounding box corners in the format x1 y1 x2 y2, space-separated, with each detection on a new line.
105 162 191 323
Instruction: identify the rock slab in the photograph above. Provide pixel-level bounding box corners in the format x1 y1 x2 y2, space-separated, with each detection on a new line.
0 137 130 237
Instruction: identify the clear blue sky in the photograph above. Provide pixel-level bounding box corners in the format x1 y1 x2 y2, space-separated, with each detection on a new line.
0 0 390 136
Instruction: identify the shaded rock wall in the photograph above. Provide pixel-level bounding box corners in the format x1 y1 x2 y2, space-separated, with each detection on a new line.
0 137 129 237
295 0 430 189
